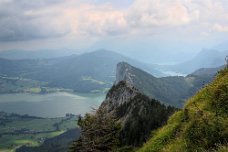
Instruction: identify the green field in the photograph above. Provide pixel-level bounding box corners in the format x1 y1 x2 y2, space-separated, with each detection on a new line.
0 76 74 94
0 112 78 152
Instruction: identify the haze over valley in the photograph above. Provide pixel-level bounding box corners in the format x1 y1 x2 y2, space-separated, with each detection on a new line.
0 0 228 152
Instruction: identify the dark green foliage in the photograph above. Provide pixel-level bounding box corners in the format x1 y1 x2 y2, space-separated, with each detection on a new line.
71 80 177 151
117 93 177 146
70 108 122 152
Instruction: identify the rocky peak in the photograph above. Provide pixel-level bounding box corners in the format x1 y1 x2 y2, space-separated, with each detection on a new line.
101 81 138 113
94 62 178 146
115 62 136 84
99 80 177 146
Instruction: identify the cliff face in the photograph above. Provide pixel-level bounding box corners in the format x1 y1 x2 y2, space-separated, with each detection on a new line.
115 62 188 107
115 62 136 84
115 62 218 107
101 81 138 115
72 63 177 151
99 81 176 146
72 63 226 151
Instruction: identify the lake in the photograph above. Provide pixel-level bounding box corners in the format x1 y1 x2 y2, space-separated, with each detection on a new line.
0 92 105 118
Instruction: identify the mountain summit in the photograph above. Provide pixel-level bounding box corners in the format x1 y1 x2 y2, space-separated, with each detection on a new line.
71 64 177 151
115 62 217 107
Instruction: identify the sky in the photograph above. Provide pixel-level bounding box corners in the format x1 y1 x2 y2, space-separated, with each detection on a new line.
0 0 228 63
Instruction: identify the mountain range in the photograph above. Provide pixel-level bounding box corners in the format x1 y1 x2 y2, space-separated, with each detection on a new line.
0 49 78 60
115 62 218 107
0 50 164 93
153 49 228 74
70 62 228 152
11 59 227 152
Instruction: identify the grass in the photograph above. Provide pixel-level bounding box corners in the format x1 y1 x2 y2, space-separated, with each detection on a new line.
137 66 228 152
138 111 184 152
28 87 41 93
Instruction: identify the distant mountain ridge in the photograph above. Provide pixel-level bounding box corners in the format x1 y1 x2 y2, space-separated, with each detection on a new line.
137 65 228 152
0 50 164 93
71 63 228 152
116 62 220 107
0 49 78 59
71 62 180 151
154 49 228 74
189 65 225 77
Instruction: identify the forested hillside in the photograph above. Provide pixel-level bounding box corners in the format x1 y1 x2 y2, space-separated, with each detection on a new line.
70 81 177 151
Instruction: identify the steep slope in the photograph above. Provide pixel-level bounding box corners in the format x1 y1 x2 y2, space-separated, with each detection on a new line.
71 81 177 151
116 62 217 107
0 50 164 93
100 81 177 146
138 66 228 152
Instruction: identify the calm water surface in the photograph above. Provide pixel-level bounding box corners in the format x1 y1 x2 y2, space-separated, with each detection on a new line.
0 92 105 117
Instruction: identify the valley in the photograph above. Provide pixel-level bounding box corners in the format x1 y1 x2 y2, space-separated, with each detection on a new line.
0 112 79 152
0 50 226 152
0 92 104 152
1 1 228 151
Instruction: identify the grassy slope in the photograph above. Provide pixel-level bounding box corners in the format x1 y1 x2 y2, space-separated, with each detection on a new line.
138 66 228 152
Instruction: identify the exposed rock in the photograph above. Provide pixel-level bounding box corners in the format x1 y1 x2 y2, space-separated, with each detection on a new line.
99 81 177 146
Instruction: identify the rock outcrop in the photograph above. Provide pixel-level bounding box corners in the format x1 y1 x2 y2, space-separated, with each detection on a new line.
99 81 176 146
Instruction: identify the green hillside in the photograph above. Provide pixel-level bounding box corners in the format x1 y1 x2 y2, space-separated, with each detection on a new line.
138 66 228 152
0 50 164 94
116 62 216 107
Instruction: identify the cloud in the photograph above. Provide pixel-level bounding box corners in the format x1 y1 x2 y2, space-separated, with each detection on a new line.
126 0 194 27
0 0 228 42
0 0 72 41
213 24 228 32
65 3 128 36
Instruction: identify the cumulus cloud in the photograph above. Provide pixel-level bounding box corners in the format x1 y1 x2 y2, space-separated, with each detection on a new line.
126 0 194 27
66 3 128 36
0 0 72 41
0 0 228 42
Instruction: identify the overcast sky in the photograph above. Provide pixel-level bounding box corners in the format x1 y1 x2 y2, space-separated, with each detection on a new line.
0 0 228 63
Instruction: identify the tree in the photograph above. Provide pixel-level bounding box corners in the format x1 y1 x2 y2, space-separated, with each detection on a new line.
69 107 121 152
